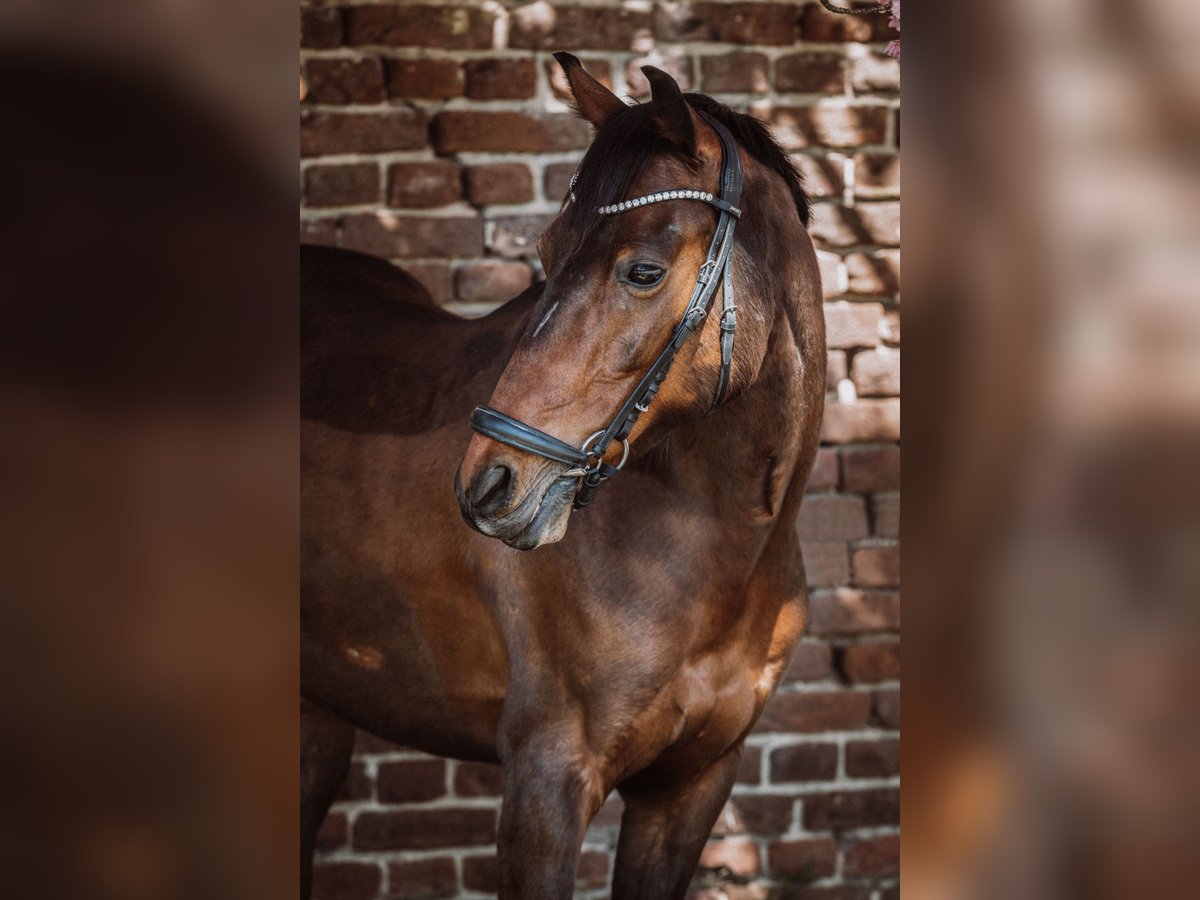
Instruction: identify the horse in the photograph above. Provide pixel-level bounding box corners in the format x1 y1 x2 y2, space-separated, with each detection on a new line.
301 55 826 899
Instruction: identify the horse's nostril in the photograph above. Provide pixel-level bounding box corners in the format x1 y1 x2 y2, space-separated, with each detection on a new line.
471 464 513 516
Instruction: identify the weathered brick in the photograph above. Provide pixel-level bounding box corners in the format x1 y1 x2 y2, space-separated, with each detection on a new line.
336 759 372 802
845 738 900 778
846 249 901 294
809 201 899 246
795 493 868 541
821 398 901 443
353 808 496 851
700 838 761 876
387 161 461 209
807 588 900 636
312 862 381 900
803 788 900 830
341 213 483 259
701 51 770 93
546 57 614 102
841 445 900 493
465 163 533 206
856 152 900 195
300 110 427 157
300 217 337 247
826 349 848 391
799 3 895 42
302 7 343 50
305 58 385 105
577 851 609 889
845 834 900 877
802 541 849 587
376 758 446 803
851 346 900 396
461 855 497 892
510 6 650 50
691 3 798 45
839 640 901 682
794 152 847 200
455 260 533 304
388 58 463 99
872 491 900 538
729 794 795 833
768 742 838 782
454 761 505 797
806 446 840 490
755 689 872 733
387 857 457 898
544 161 581 202
403 262 454 307
776 53 845 94
881 308 901 345
851 543 899 587
824 300 884 349
766 837 837 879
345 5 495 49
315 810 347 853
762 104 889 150
304 163 379 208
851 51 901 93
783 641 834 682
737 744 762 784
625 55 695 98
488 214 555 258
432 112 590 153
816 248 847 297
874 688 900 727
465 58 537 100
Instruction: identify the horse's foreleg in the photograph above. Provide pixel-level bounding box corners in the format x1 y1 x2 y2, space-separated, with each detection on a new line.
497 737 606 900
610 746 743 900
300 699 355 900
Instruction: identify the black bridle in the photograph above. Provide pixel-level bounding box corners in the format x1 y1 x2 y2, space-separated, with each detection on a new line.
470 112 744 510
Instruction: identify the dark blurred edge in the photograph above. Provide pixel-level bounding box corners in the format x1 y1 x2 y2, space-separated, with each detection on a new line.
0 5 298 900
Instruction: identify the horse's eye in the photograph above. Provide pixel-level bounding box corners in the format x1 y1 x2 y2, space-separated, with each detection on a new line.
627 263 665 287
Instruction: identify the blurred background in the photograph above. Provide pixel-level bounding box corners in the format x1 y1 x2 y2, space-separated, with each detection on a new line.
300 2 901 898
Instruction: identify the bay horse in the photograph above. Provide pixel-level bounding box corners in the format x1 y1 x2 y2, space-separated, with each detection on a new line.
301 56 825 899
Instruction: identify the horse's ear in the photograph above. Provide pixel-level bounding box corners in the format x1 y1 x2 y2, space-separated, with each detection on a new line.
642 66 697 158
554 51 625 128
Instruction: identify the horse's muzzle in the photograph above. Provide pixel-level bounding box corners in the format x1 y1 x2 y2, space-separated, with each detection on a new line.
455 452 576 550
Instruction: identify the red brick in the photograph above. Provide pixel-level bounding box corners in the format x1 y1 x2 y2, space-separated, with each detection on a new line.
465 58 537 99
794 152 847 200
388 857 457 898
388 58 463 99
387 161 461 209
341 213 483 259
402 261 454 307
810 200 900 247
461 855 496 892
851 544 899 587
353 808 496 850
768 742 838 782
881 308 900 345
510 6 651 50
816 248 847 298
464 163 533 206
454 761 505 797
304 163 379 208
841 446 899 493
700 52 770 93
300 110 427 157
737 745 762 784
839 640 901 682
872 491 899 537
311 862 380 900
806 446 840 490
345 5 495 49
546 58 614 102
799 3 895 42
544 162 580 203
845 833 900 877
824 300 884 349
821 399 901 443
755 689 872 733
874 688 900 727
315 811 347 853
300 217 337 247
305 58 385 105
625 55 695 99
729 794 795 833
432 112 590 153
776 53 845 94
700 838 760 876
850 346 900 396
690 3 798 45
488 214 555 258
802 541 848 587
846 249 900 294
827 349 848 390
795 493 868 542
762 105 889 150
845 738 900 778
807 588 900 636
302 7 342 50
376 758 446 803
455 260 532 304
336 759 371 801
851 51 901 93
766 837 837 879
783 641 834 683
856 152 900 194
577 850 609 889
803 788 900 830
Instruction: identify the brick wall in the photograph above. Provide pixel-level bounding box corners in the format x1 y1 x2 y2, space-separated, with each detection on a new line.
301 1 899 897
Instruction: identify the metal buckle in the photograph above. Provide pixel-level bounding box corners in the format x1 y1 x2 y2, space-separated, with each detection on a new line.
697 260 717 284
563 430 631 477
720 304 738 331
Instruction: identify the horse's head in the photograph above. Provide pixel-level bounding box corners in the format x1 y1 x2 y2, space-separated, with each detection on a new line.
457 54 806 549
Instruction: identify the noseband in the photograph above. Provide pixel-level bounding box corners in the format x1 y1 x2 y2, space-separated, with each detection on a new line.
471 112 744 510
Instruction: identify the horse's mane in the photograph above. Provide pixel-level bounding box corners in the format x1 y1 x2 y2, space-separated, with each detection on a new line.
563 94 810 253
